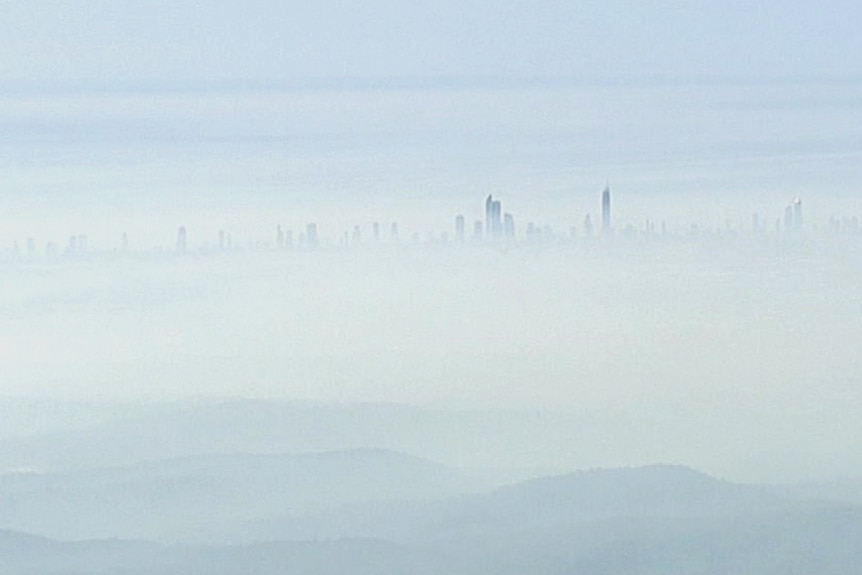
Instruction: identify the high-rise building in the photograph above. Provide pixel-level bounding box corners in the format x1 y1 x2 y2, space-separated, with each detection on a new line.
601 186 611 233
485 194 493 236
583 214 593 238
491 200 502 237
277 225 285 249
485 194 503 239
455 214 465 242
504 213 515 239
373 222 380 242
784 204 794 234
793 198 803 232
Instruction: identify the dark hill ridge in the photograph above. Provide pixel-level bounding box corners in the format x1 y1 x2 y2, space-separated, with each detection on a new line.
234 464 803 544
415 465 793 541
482 464 784 519
0 399 583 480
0 400 469 473
0 448 468 543
2 466 862 574
0 532 445 575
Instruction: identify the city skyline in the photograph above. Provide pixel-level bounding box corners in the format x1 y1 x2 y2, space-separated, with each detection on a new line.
6 185 862 259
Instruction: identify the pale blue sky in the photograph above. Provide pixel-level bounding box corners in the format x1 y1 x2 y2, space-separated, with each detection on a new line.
1 1 860 87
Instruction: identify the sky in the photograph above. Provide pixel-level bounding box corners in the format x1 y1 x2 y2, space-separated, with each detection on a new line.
1 1 861 88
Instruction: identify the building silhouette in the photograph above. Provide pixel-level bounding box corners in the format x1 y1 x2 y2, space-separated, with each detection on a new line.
602 186 611 234
784 204 794 234
793 198 803 232
455 214 465 242
485 195 493 236
504 213 515 239
484 194 504 239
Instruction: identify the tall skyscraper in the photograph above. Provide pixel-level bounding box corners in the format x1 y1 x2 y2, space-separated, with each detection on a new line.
485 194 503 239
455 214 466 242
491 200 502 237
503 213 515 239
276 225 285 249
601 186 611 233
485 194 493 236
793 198 803 232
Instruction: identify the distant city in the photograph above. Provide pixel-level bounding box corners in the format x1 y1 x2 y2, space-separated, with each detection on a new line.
5 187 862 260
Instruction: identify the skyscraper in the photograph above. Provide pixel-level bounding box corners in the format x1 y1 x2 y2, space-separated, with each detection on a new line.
485 194 493 236
793 198 803 232
601 186 611 233
491 200 502 238
176 226 187 254
485 194 503 239
784 204 794 234
503 213 515 239
455 214 465 242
